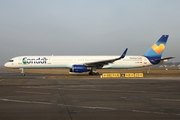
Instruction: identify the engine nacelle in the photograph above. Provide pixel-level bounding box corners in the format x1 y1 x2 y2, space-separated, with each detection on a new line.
71 65 90 73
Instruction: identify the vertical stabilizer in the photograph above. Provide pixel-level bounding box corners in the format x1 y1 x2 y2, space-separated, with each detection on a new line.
143 35 169 64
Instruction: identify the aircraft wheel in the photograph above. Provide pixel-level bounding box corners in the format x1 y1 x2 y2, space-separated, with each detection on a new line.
89 71 93 75
95 72 100 75
21 73 25 76
89 71 99 75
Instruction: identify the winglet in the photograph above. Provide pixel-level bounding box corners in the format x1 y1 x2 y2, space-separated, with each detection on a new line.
120 48 128 59
118 48 128 60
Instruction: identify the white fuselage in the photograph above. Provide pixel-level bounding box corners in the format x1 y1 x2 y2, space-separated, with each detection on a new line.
4 55 152 69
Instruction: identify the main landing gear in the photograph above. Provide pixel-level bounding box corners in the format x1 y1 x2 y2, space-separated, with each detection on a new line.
89 67 99 75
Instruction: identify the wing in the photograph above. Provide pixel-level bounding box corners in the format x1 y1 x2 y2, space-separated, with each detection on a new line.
83 48 128 68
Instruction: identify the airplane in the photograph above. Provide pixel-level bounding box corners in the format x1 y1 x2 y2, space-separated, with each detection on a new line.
4 35 174 76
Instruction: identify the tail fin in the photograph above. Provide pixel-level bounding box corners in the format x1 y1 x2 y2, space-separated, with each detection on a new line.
143 35 169 63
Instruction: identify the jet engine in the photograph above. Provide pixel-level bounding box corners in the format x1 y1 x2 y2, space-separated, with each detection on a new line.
70 65 91 73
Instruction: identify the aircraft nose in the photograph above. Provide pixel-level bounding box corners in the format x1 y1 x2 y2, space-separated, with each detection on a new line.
4 62 9 67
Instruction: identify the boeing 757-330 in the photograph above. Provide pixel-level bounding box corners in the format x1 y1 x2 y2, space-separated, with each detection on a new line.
4 35 174 75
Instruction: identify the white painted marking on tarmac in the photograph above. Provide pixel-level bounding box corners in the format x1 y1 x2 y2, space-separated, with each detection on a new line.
152 98 180 102
68 105 117 110
0 98 116 110
132 109 167 115
16 91 51 95
57 104 117 110
120 108 180 116
22 86 148 93
21 86 179 95
0 98 53 105
1 98 180 116
57 88 148 94
132 109 151 114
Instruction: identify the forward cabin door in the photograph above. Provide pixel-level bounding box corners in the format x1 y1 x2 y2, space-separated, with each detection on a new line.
18 58 22 65
47 58 51 64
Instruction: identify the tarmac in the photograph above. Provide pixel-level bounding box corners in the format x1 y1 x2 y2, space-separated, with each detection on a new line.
0 71 180 120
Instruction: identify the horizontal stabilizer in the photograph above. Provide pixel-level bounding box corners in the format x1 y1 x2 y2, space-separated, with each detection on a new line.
151 56 175 62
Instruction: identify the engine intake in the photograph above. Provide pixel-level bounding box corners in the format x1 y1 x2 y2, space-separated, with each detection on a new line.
70 65 90 73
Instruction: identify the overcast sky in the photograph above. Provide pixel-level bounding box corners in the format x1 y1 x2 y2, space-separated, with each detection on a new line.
0 0 180 66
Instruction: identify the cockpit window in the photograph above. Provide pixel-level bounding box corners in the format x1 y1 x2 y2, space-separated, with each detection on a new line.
9 60 14 62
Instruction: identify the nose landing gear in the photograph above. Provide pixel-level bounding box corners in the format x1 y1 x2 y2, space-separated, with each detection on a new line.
20 68 25 76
